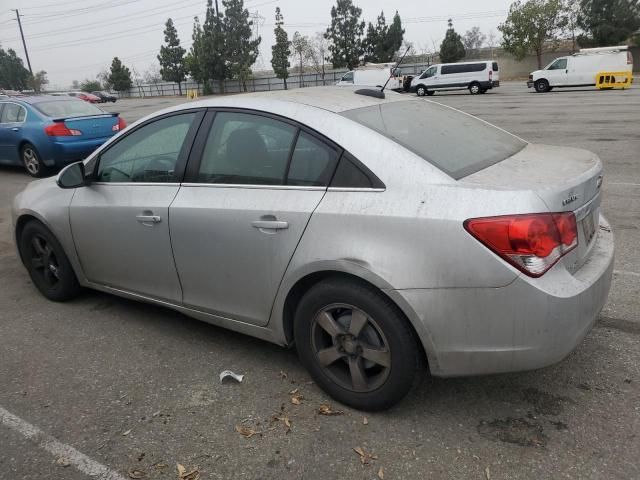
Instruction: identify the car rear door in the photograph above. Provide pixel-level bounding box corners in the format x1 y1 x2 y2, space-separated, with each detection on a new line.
169 109 340 326
69 109 204 302
0 102 26 164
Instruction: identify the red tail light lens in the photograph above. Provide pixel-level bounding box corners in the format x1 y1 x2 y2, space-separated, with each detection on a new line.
464 212 578 277
44 123 82 136
112 117 126 132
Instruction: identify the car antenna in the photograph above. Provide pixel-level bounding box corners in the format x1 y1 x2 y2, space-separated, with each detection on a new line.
354 47 411 99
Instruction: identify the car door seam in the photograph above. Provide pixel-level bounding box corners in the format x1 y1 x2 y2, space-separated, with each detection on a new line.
166 185 186 303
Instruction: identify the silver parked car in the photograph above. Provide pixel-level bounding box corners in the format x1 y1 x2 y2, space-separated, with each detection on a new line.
12 87 614 410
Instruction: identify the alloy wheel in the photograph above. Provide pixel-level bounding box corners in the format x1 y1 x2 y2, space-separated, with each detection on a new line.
28 234 60 288
23 148 40 175
310 303 391 393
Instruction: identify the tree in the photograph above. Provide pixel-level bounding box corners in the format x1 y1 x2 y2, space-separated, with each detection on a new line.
80 79 101 92
498 0 565 69
577 0 640 47
439 19 466 63
143 65 163 95
97 69 112 91
108 57 133 92
202 0 228 93
486 30 500 58
385 11 404 60
71 80 80 90
158 18 187 95
28 70 48 93
186 16 208 89
325 0 365 69
561 0 581 52
462 26 487 56
0 47 30 90
271 7 291 89
307 32 329 84
291 32 310 86
362 11 386 63
223 0 261 92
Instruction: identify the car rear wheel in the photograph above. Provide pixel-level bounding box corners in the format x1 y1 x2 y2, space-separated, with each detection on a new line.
534 79 550 93
469 82 481 94
294 278 422 411
21 143 47 178
416 85 427 97
19 221 81 302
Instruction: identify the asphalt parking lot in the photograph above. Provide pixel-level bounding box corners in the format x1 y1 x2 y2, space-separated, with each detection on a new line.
1 81 639 479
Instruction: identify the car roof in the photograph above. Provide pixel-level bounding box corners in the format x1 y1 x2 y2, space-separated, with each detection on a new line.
3 95 77 104
187 86 413 114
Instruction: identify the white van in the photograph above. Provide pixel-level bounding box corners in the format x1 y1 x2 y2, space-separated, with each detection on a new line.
527 46 633 93
410 61 499 96
336 64 399 88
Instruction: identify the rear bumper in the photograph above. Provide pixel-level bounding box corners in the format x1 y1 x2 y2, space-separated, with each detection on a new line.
396 215 614 377
492 80 500 87
46 137 112 166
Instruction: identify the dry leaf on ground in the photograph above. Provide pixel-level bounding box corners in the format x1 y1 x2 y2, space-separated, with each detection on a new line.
378 466 385 479
55 457 70 467
128 469 146 479
153 463 168 470
279 371 288 379
353 446 378 465
485 466 491 480
176 463 200 480
235 425 257 438
318 404 344 416
290 392 304 405
271 414 292 432
363 416 369 425
122 429 132 436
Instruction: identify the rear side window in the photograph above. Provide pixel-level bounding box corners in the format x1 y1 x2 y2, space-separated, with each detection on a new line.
441 63 487 75
0 103 26 123
287 132 339 186
341 101 526 180
330 152 384 189
197 112 297 185
492 62 499 71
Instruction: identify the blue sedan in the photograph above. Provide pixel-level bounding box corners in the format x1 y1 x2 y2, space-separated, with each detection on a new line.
0 95 125 177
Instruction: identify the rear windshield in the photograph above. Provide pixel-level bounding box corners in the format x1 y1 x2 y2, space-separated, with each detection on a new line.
34 100 104 118
340 101 526 179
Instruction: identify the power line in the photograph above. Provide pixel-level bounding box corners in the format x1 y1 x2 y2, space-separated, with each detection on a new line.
21 0 142 25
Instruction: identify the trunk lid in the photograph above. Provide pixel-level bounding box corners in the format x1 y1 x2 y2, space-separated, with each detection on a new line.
58 114 118 140
462 143 604 272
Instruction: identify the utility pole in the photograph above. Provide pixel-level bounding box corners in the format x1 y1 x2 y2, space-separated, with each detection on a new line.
12 9 33 75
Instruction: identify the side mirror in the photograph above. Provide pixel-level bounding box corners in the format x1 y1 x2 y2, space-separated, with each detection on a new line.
56 161 87 189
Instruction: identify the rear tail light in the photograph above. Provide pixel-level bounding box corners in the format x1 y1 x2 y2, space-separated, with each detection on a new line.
628 52 633 65
489 70 493 80
112 117 126 132
44 123 82 136
464 212 578 277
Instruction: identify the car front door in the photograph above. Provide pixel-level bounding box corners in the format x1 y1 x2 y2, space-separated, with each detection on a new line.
545 58 568 86
0 102 26 165
170 110 340 326
69 110 203 302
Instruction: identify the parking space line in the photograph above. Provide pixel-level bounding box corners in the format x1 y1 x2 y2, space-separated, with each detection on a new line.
0 405 127 480
614 270 640 277
608 182 640 187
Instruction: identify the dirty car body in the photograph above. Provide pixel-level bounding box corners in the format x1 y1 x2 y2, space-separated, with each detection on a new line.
12 87 614 410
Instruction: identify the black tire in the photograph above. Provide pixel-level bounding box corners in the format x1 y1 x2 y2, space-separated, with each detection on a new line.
21 143 47 178
534 79 550 93
294 277 422 411
416 85 427 97
469 82 481 95
425 90 435 96
19 221 81 302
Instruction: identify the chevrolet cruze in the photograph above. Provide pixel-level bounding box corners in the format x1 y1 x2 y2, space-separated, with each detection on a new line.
12 87 614 410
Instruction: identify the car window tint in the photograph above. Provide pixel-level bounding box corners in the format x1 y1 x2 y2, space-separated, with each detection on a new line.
197 112 297 185
35 100 103 117
287 132 338 186
549 59 567 70
97 113 196 183
342 72 354 82
1 103 26 123
330 153 377 188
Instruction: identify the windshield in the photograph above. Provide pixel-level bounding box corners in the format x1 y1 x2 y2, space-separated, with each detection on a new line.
34 100 104 118
340 101 526 179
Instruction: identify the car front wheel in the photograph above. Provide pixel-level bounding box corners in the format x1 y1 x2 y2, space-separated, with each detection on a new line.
534 79 550 93
19 221 81 301
416 85 427 97
21 143 47 178
294 278 422 411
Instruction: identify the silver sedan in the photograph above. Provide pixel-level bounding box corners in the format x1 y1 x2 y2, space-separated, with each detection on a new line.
12 87 614 410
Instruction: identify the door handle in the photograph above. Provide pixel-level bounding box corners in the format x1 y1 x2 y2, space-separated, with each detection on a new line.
251 220 289 230
136 214 161 224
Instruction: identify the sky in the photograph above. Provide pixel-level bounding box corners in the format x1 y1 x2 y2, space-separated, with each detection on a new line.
0 0 511 90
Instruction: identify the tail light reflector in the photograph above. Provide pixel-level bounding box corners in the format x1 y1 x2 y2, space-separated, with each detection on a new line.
44 123 82 136
112 117 126 132
464 212 578 277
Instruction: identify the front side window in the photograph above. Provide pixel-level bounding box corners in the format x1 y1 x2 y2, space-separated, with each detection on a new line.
548 58 567 70
420 66 437 79
96 113 196 183
197 112 297 185
0 103 26 123
341 72 354 83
